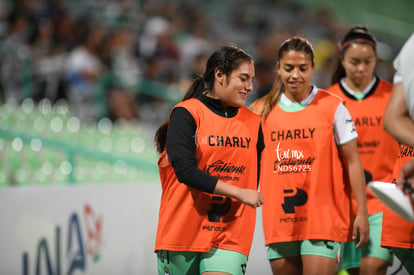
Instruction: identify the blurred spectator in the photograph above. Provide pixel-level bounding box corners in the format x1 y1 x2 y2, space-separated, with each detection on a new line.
253 36 279 99
0 12 31 104
135 16 172 60
137 55 180 124
179 52 208 93
101 27 141 121
28 18 67 103
312 38 339 89
188 53 208 80
51 10 79 53
250 30 292 101
64 21 105 122
176 12 214 77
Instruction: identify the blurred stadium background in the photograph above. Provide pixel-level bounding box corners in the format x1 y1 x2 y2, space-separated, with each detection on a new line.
0 0 412 274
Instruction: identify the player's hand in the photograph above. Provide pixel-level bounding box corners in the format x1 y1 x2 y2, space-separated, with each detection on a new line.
353 214 369 248
397 159 414 192
238 189 264 208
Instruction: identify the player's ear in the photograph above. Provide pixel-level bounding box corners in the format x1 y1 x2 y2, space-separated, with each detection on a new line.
215 68 225 85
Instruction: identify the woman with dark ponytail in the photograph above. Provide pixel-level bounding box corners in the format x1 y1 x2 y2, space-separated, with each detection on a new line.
154 45 264 275
327 26 399 275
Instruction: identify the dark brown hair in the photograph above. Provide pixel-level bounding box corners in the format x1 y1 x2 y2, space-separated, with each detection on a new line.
254 37 315 120
331 26 377 84
154 45 253 153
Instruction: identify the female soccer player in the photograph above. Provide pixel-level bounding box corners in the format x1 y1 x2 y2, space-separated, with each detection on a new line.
327 26 399 275
253 36 369 275
154 45 264 275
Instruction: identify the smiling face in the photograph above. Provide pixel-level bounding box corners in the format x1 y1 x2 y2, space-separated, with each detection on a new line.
277 50 315 102
212 60 255 108
341 43 376 91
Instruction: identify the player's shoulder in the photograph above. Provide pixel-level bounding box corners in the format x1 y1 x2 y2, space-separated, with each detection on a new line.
316 88 344 103
378 78 393 89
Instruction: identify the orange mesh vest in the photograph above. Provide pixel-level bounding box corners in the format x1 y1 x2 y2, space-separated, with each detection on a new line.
381 144 414 249
327 80 399 215
258 90 353 244
154 98 261 257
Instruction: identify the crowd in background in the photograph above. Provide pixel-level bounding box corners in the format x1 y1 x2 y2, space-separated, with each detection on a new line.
0 0 398 125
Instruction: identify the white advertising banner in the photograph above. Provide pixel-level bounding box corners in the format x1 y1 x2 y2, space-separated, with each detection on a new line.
0 183 163 275
0 183 271 275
